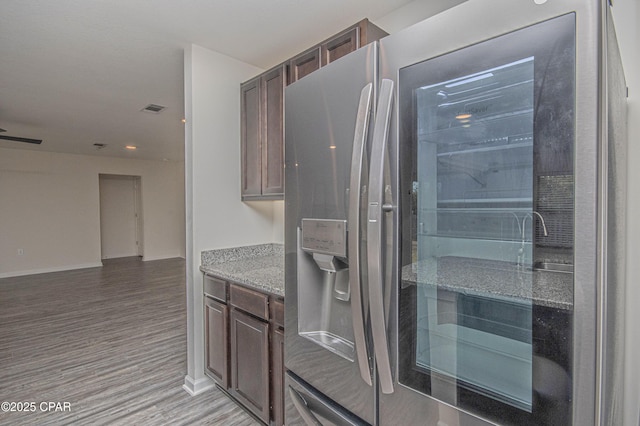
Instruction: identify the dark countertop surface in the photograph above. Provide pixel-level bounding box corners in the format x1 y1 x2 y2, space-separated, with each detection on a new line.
401 256 573 310
200 243 284 297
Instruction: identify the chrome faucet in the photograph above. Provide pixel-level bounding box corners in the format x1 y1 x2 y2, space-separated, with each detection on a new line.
522 211 548 240
517 211 548 271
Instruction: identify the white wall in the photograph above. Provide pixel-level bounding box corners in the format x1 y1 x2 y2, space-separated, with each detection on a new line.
272 200 285 243
183 44 274 394
0 148 185 277
375 0 467 33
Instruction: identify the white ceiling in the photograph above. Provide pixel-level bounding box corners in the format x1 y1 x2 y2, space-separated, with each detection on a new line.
0 0 449 162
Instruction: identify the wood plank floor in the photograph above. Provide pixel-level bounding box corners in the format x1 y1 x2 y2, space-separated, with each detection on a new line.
0 257 258 426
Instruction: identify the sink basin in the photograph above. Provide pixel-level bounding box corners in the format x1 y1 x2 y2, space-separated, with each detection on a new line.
534 262 573 273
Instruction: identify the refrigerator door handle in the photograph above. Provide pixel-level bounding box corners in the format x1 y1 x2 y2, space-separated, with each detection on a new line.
348 83 374 387
367 78 394 394
289 387 323 426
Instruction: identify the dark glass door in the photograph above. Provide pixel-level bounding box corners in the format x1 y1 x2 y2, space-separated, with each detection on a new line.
398 14 575 425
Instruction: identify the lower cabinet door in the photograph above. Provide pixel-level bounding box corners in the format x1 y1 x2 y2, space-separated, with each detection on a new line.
272 328 285 426
230 308 270 423
205 297 229 388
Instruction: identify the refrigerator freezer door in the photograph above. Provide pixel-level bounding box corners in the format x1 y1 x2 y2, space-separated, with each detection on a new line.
285 43 378 425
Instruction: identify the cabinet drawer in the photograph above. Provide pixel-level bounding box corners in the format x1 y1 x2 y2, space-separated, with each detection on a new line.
230 284 269 320
271 298 285 329
204 275 227 303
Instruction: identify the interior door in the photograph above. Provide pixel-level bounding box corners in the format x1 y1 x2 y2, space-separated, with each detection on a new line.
99 174 141 259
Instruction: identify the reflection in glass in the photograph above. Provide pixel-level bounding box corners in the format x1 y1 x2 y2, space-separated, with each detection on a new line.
414 57 535 411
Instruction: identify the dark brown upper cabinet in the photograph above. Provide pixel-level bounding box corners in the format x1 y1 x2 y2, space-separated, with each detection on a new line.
289 19 388 84
288 47 321 85
241 64 286 200
261 66 286 197
321 27 359 66
241 19 387 200
321 20 388 67
240 77 262 197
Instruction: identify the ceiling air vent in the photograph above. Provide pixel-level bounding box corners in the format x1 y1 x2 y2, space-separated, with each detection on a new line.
93 143 107 150
141 104 166 113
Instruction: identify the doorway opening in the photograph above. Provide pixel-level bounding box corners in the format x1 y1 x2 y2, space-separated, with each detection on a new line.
99 174 143 260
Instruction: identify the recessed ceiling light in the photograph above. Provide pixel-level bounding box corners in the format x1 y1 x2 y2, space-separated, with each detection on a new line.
181 118 186 123
125 145 137 150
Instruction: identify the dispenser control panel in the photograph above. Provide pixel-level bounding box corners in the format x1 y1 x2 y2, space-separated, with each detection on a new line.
301 219 347 257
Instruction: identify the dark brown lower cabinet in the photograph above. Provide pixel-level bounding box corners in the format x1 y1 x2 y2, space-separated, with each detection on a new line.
204 274 284 425
271 328 285 426
230 308 271 424
204 297 229 388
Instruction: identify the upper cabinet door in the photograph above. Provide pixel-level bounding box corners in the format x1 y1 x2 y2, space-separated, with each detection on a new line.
321 27 359 66
241 77 262 198
289 48 321 84
241 66 285 200
321 19 388 67
261 65 286 196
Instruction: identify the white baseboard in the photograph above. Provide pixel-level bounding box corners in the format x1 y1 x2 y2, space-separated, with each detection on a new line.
142 254 185 262
182 375 214 396
0 262 104 279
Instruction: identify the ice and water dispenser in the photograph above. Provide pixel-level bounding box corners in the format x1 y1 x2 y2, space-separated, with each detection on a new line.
297 218 356 361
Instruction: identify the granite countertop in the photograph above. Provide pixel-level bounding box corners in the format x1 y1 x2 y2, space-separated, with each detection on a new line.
200 243 284 297
402 256 573 310
200 244 571 308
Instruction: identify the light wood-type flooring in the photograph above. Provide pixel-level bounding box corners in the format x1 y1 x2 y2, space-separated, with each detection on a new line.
0 257 258 426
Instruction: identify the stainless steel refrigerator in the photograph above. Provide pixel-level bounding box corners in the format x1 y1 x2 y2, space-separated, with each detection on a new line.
284 0 627 425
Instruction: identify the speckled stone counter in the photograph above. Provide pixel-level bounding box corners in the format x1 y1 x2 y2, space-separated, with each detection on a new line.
200 243 284 297
402 256 573 310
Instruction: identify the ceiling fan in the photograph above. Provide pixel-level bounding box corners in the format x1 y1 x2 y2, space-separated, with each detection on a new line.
0 127 42 144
